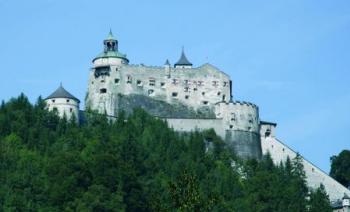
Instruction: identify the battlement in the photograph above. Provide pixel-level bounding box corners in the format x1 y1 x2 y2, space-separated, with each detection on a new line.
216 100 258 110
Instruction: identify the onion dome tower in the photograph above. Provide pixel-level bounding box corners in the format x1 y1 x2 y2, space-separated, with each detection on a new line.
174 47 192 69
45 84 80 122
92 30 129 66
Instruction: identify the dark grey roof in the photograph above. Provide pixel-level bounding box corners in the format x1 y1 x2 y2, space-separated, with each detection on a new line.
46 84 80 103
260 121 277 127
164 59 170 66
175 49 192 66
343 193 350 200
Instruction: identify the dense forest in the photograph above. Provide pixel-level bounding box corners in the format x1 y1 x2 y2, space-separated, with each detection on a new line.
330 150 350 189
0 94 333 211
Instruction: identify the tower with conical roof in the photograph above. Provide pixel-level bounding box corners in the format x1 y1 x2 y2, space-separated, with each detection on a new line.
45 84 80 122
174 48 192 69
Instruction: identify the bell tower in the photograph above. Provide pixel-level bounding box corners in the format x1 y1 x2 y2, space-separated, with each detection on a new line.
104 29 118 52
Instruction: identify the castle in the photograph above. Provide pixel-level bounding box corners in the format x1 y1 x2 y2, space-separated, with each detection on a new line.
45 30 350 209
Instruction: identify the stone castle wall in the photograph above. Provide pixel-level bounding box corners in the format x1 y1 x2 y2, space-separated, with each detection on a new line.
260 123 350 201
86 63 231 117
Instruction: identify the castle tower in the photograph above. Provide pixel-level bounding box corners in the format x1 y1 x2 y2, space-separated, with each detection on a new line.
343 193 350 210
45 84 80 122
215 101 262 159
92 30 129 67
174 48 192 69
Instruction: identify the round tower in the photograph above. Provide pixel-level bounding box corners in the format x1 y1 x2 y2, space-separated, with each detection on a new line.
215 100 262 159
45 84 80 122
92 30 129 67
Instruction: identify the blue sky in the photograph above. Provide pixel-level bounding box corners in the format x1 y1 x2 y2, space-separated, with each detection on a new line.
0 0 349 172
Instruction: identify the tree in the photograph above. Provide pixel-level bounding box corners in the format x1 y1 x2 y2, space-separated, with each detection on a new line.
330 150 350 188
308 184 332 212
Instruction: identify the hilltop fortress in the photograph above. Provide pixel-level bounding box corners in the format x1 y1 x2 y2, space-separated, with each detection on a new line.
45 31 350 208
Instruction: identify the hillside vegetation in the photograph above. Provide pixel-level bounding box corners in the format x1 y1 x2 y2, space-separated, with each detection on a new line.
0 94 332 211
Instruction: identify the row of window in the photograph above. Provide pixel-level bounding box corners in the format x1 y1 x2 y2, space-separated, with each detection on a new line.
51 99 71 103
110 76 229 88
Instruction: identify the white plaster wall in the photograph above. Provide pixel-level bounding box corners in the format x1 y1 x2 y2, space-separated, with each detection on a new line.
93 57 128 67
260 128 350 201
46 98 79 121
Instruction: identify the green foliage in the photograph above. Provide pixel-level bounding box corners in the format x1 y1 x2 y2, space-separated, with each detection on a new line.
0 94 332 211
330 150 350 188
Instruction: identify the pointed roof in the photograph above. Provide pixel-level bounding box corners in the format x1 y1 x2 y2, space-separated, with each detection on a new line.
164 59 170 66
343 193 350 200
46 84 80 103
175 48 192 66
106 29 115 40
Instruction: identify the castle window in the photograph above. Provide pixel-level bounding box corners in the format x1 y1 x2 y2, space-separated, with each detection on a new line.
184 87 189 92
115 78 120 84
184 80 189 85
66 99 70 103
282 148 285 152
101 79 105 83
52 99 55 103
70 108 73 113
100 88 107 93
91 81 94 84
229 125 233 129
149 78 155 86
148 89 154 95
223 81 228 87
193 88 198 91
127 75 132 84
185 95 189 99
115 67 118 71
94 66 110 78
265 129 271 137
160 82 165 87
222 95 226 101
202 92 205 96
203 101 208 105
312 168 314 172
172 92 178 97
137 80 143 86
217 92 221 96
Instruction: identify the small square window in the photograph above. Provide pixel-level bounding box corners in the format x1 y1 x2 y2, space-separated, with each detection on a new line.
137 80 143 86
172 92 178 97
185 95 189 99
160 82 165 87
149 79 155 86
52 99 55 103
114 78 120 84
66 99 70 103
203 101 208 105
100 88 107 93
